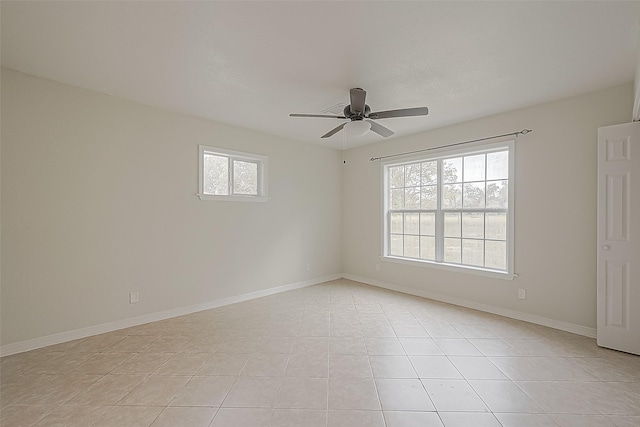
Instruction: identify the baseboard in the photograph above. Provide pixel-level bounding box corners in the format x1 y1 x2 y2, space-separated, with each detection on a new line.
0 274 342 357
342 273 597 338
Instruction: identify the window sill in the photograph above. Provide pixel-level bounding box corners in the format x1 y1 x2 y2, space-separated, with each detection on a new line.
197 194 268 202
381 255 515 280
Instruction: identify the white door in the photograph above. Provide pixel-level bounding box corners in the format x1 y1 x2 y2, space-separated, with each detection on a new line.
597 122 640 355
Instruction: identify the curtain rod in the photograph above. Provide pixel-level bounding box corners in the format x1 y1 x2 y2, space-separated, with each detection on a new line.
369 129 532 162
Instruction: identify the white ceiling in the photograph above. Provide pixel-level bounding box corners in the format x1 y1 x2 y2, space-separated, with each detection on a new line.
2 1 639 148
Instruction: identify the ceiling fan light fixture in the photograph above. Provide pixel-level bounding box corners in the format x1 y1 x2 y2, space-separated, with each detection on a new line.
344 120 371 138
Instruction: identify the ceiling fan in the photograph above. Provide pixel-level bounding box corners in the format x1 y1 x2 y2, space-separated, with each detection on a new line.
290 88 429 139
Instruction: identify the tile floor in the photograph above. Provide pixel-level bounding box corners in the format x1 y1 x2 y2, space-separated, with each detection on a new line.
1 279 639 426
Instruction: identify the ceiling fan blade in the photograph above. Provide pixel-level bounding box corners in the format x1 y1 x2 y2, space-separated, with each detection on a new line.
366 120 394 138
368 107 429 119
321 123 347 139
290 113 346 119
350 88 366 115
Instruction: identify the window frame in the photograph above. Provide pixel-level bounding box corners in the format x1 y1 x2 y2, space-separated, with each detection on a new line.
381 140 515 279
198 145 268 202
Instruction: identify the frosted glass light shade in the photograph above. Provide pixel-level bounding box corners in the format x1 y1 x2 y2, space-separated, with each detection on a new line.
344 120 371 137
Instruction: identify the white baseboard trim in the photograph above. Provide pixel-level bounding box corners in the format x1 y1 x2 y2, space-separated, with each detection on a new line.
342 273 597 339
0 274 342 357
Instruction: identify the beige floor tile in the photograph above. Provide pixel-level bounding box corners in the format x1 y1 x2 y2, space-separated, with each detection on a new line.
111 352 172 375
170 376 236 407
153 352 210 376
411 356 464 379
328 378 381 410
118 375 190 406
3 280 639 427
383 410 444 427
495 413 560 427
376 378 435 411
0 404 55 426
33 404 108 427
448 356 508 380
91 405 163 427
72 353 132 375
329 337 367 354
142 336 190 353
489 357 597 381
329 354 372 378
210 408 272 427
254 336 295 354
369 355 417 378
468 380 543 413
270 409 327 427
197 353 249 376
285 353 328 377
362 337 403 356
421 379 489 412
102 335 159 353
275 377 328 409
438 411 501 426
434 339 483 356
327 409 385 427
150 407 216 427
291 337 329 354
399 338 444 355
222 376 283 408
68 374 146 405
241 353 289 377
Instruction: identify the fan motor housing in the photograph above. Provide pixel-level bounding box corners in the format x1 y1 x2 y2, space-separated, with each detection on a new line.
344 104 371 119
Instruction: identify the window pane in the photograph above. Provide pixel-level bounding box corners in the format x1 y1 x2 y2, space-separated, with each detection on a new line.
443 157 462 183
462 212 484 239
420 236 436 260
391 189 404 209
486 212 507 240
487 151 508 180
444 212 461 237
405 163 421 187
444 238 461 263
404 235 420 258
203 154 229 195
464 154 485 182
420 185 437 210
486 180 508 208
404 213 419 235
389 166 404 188
485 240 507 270
390 235 403 256
233 160 258 195
463 182 485 208
405 187 420 209
421 161 437 184
390 213 403 234
462 239 484 266
442 184 462 208
420 212 435 236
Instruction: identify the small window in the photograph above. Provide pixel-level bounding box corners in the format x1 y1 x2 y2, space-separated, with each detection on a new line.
383 141 514 278
199 145 268 202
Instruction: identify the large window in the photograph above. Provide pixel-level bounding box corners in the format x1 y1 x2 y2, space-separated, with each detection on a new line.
383 141 514 277
198 145 268 202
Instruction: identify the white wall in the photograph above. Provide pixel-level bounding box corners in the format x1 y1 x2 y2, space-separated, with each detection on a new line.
342 83 633 331
0 69 343 348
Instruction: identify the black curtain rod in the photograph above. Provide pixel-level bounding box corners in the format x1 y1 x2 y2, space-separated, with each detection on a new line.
369 129 532 162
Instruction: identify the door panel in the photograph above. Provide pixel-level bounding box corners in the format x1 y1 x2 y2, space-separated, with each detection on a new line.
597 122 639 355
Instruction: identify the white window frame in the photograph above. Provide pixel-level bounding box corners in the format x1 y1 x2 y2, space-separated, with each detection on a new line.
381 140 515 279
198 145 268 202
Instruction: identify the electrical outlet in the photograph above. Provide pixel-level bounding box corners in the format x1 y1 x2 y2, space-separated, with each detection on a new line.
518 289 526 300
129 291 139 304
305 263 311 272
375 263 381 271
